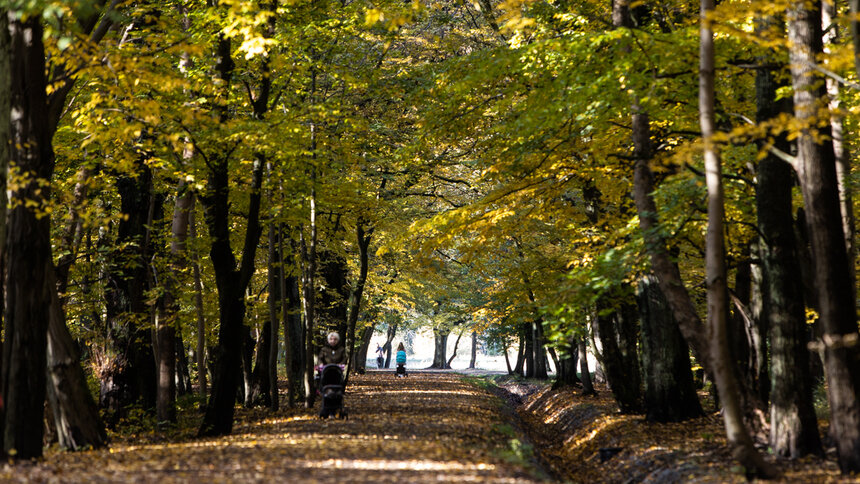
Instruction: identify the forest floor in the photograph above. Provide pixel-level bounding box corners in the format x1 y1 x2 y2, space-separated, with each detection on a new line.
0 370 853 483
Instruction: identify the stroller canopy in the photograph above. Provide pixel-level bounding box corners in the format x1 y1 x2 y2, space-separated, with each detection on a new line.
320 364 344 387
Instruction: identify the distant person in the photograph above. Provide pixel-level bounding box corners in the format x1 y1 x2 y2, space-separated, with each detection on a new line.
375 344 385 369
395 342 407 377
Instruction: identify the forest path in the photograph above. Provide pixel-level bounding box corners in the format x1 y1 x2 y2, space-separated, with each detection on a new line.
1 370 550 483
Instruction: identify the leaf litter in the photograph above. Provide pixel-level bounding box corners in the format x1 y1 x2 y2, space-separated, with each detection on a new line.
0 371 853 483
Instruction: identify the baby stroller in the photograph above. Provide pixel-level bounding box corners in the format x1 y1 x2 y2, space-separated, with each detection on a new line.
318 364 347 419
395 363 407 378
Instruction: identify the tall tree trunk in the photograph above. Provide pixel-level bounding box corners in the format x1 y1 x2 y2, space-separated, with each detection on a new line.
788 2 860 472
46 265 108 450
552 337 579 390
638 276 703 422
533 320 548 379
514 332 525 376
267 209 280 411
158 181 194 423
503 342 513 374
447 330 464 368
284 275 304 407
754 26 822 457
469 332 477 369
344 222 373 384
823 2 855 287
3 15 53 458
198 139 264 436
431 328 450 369
578 339 595 396
101 165 157 425
700 2 775 475
246 322 271 407
355 327 373 373
523 323 535 378
175 334 192 396
383 323 397 368
301 95 319 407
189 204 207 397
596 300 643 413
0 10 10 337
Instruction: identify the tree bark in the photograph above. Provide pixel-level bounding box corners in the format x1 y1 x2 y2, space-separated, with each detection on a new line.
198 132 264 438
578 339 595 396
344 221 373 384
638 276 703 422
596 300 642 413
3 15 53 458
523 322 534 377
158 181 195 423
469 332 477 369
101 164 158 425
189 204 207 397
823 1 855 287
267 209 280 411
552 337 579 389
383 323 397 368
701 1 775 475
447 330 464 368
788 2 860 472
431 328 450 369
754 27 822 457
46 265 108 450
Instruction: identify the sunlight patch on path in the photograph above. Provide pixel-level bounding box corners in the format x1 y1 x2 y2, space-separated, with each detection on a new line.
295 458 496 471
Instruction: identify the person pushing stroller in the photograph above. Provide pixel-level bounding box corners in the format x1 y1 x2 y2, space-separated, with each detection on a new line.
316 332 347 418
395 342 407 377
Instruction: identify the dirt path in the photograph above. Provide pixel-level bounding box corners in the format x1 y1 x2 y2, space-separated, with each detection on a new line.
0 370 550 483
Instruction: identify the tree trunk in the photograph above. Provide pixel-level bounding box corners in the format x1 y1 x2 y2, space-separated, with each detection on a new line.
301 148 318 407
355 326 373 373
728 259 753 392
823 1 855 287
175 334 192 396
701 2 775 475
158 181 195 423
552 337 579 390
596 300 643 413
344 222 373 384
788 2 860 472
247 321 271 407
3 16 53 458
383 323 397 368
0 10 10 336
198 143 264 436
46 267 108 450
514 332 525 376
523 323 534 378
755 31 822 457
638 276 703 422
431 328 450 369
503 342 513 374
578 339 595 396
469 332 477 369
533 320 548 379
267 211 280 411
447 330 464 368
283 247 304 409
101 165 157 425
190 204 207 397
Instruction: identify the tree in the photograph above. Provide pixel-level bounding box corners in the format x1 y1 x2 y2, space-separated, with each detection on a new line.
4 12 53 459
787 1 860 472
638 276 702 422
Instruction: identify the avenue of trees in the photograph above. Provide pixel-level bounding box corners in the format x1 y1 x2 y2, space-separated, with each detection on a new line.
2 0 860 479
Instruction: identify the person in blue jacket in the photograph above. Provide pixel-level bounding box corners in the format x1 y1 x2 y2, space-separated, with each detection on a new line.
395 342 407 377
